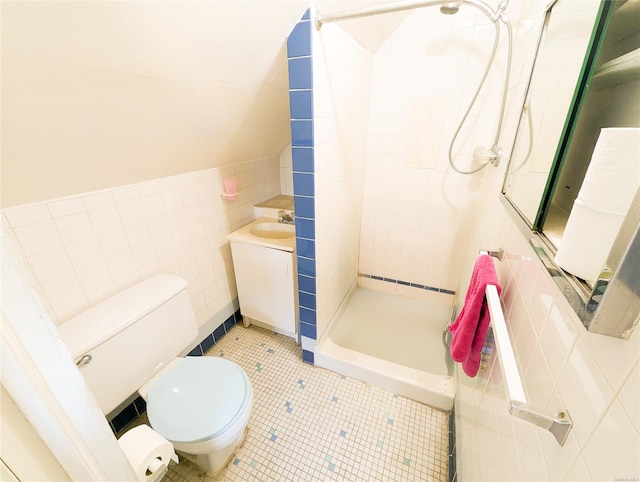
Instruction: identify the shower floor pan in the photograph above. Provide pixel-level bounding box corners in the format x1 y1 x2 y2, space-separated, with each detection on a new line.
315 287 455 411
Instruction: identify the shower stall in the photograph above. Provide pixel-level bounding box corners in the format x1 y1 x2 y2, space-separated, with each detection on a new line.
288 0 513 410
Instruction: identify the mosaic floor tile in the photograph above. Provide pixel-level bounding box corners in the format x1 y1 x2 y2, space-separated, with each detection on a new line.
154 324 449 482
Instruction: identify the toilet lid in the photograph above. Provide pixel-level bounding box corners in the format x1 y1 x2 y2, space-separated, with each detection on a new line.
147 357 251 444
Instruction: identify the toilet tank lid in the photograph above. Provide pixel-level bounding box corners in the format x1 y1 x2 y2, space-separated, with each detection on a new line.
58 274 188 357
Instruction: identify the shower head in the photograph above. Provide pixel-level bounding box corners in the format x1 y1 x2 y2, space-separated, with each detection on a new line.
440 2 460 15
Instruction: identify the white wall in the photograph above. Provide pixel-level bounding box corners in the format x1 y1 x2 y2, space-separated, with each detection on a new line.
357 3 512 295
313 22 373 340
1 1 306 208
280 144 294 196
1 386 70 482
2 159 280 326
507 0 608 221
454 2 640 480
0 2 294 476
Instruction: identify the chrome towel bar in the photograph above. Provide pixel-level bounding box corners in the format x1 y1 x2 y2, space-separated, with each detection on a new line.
479 248 504 260
485 284 573 446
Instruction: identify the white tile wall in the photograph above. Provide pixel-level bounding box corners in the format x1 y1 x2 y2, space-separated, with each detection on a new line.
312 22 373 340
456 2 640 482
2 157 281 327
279 144 294 196
457 202 640 481
360 5 512 294
505 0 601 222
453 2 640 479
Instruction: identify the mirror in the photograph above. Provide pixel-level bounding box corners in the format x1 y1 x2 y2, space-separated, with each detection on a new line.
502 0 640 339
504 0 602 224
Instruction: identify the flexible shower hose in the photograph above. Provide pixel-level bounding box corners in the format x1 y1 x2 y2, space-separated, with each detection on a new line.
510 101 534 174
448 6 513 175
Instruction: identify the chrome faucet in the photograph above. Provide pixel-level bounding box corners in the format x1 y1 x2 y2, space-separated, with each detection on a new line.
278 210 295 224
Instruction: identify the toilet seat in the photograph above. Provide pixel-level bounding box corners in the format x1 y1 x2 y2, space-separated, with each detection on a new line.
145 356 252 444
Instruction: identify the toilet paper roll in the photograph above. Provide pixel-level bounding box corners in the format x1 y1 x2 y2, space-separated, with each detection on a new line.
118 425 178 482
554 127 640 282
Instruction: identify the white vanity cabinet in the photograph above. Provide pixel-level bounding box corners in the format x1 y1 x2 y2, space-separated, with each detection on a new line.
228 218 298 339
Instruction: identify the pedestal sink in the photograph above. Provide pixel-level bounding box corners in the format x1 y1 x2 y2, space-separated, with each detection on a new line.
249 222 295 239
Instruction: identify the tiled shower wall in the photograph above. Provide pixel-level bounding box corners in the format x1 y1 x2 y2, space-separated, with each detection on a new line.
311 19 373 346
288 2 528 351
1 157 281 330
358 5 511 294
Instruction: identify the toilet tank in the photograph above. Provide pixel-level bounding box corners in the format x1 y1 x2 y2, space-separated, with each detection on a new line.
58 274 198 416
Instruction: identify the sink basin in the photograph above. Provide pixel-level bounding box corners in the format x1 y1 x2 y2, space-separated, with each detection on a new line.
249 222 295 239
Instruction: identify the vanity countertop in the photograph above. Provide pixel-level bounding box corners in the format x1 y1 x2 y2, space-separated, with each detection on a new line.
227 217 295 252
255 195 294 210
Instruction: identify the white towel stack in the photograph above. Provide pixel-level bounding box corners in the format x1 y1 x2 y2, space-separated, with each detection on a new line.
555 127 640 282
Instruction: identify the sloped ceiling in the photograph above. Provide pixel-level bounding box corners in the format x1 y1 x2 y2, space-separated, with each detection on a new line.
314 1 411 52
0 1 409 207
1 1 308 207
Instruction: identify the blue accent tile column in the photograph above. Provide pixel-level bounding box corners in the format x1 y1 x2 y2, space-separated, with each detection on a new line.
287 9 316 365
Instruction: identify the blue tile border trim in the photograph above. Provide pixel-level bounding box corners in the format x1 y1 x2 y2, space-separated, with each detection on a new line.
449 408 457 482
289 90 314 119
297 256 316 277
298 274 316 294
299 307 317 325
292 148 314 173
296 238 315 259
293 172 315 196
295 218 315 240
288 9 317 364
287 18 312 58
302 349 315 364
290 120 314 147
109 309 243 435
110 403 140 434
299 291 316 311
299 321 317 339
288 57 313 90
358 273 456 295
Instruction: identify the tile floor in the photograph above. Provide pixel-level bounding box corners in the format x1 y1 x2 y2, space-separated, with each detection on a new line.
136 324 450 481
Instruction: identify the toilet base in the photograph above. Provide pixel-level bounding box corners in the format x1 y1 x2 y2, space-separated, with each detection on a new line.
177 426 248 476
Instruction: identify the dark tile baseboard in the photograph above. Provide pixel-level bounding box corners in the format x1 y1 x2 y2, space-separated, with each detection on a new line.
449 407 457 482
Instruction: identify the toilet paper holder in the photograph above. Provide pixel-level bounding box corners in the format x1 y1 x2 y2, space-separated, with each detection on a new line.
145 459 169 482
118 424 178 482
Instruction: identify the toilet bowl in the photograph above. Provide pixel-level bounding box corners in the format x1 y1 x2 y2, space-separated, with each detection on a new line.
139 356 253 475
58 274 253 476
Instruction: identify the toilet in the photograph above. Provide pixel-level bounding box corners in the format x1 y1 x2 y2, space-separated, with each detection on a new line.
59 274 253 476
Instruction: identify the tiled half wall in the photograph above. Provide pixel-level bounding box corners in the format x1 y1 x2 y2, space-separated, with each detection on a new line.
287 9 317 364
287 9 373 362
2 159 281 430
2 158 280 327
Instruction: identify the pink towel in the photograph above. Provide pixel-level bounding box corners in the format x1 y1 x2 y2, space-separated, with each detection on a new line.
449 254 501 377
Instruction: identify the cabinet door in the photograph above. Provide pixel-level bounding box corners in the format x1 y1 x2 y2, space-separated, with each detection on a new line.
230 241 297 334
